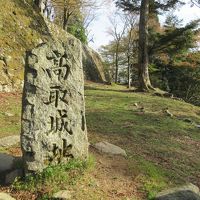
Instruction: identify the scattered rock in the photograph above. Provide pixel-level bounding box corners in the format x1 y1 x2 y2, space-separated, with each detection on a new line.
163 108 173 117
52 190 72 200
0 135 20 148
92 141 127 157
4 112 14 117
0 154 15 172
133 103 145 113
155 183 200 200
184 118 193 123
134 103 139 107
196 125 200 129
5 169 23 185
0 193 16 200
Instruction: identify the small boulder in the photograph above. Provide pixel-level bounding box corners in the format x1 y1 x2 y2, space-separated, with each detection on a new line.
0 193 16 200
0 135 20 148
196 125 200 129
155 183 200 200
164 109 173 117
92 141 127 157
0 154 15 172
4 112 14 117
52 190 72 200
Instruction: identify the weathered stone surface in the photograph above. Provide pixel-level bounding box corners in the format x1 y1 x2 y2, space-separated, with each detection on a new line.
93 141 127 157
0 193 15 200
21 39 88 173
0 135 20 148
82 44 107 83
52 190 72 199
155 183 200 200
0 154 14 172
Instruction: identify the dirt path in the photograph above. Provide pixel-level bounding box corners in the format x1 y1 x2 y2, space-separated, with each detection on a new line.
0 147 145 200
70 146 145 200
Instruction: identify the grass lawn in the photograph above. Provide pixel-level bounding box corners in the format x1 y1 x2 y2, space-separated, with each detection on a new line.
0 93 21 138
85 82 200 199
0 82 200 199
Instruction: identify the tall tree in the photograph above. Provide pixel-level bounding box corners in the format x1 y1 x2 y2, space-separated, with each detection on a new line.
115 0 184 91
108 12 128 83
138 0 151 90
123 13 137 88
51 0 99 31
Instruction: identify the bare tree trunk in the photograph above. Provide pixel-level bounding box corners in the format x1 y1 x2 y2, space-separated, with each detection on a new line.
63 0 71 31
138 0 153 91
63 6 67 30
112 53 115 81
127 30 132 89
63 9 73 31
127 54 131 88
63 0 68 31
115 44 119 83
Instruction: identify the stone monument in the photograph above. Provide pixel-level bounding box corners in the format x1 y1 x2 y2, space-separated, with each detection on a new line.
21 38 88 173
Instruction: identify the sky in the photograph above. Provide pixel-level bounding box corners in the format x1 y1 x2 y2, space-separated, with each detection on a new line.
88 0 200 51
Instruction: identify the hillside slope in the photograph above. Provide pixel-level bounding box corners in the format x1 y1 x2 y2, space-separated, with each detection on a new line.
0 0 51 91
0 0 107 92
0 82 200 199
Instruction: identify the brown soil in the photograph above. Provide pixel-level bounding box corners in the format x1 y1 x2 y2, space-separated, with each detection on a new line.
86 147 145 200
0 147 144 200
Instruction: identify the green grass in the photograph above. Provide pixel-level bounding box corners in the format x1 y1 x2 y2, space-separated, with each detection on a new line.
13 156 95 199
85 82 200 199
0 94 21 138
1 83 200 199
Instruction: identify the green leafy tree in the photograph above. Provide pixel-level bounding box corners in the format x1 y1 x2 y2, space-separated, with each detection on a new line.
150 18 200 104
115 0 185 91
67 19 87 43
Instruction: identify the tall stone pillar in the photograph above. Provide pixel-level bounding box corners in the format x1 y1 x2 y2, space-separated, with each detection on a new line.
21 39 88 173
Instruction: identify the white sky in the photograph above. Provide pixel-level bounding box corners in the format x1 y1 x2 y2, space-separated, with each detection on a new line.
88 0 200 50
